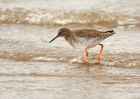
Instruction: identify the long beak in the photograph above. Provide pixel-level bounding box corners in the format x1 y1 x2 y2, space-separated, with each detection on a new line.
49 35 59 43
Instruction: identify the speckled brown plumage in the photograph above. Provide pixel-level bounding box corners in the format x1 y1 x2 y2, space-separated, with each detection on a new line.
49 27 115 64
49 27 115 48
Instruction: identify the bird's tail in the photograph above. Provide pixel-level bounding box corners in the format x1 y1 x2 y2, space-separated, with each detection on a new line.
102 30 115 39
107 30 115 35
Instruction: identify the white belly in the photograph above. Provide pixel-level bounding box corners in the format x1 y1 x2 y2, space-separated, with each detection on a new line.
72 38 103 48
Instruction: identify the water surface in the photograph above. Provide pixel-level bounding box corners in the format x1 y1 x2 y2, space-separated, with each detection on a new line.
0 0 140 99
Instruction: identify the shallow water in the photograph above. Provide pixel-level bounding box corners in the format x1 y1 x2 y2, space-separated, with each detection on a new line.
0 0 140 27
0 60 140 99
0 0 140 99
0 24 140 99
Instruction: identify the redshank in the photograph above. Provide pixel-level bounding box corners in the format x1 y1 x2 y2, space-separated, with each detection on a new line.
49 27 115 63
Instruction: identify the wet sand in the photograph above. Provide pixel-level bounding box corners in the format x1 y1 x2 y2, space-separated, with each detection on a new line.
0 24 140 99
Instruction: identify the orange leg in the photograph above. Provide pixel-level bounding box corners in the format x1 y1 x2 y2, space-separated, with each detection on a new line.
84 48 89 63
98 44 104 63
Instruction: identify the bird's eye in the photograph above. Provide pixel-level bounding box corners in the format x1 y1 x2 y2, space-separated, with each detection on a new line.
59 31 63 34
59 31 62 33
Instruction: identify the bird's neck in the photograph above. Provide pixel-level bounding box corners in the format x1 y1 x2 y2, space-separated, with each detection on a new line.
64 32 78 47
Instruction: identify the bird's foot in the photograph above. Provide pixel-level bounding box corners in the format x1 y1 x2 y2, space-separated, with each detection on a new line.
97 60 101 64
96 57 101 64
83 60 89 65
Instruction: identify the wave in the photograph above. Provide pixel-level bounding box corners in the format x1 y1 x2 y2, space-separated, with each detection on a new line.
0 8 140 27
0 72 102 77
0 51 140 67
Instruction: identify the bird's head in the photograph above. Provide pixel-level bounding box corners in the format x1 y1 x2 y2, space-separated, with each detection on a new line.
49 27 71 43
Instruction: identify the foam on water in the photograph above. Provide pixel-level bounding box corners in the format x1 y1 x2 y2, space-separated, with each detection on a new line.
0 8 139 27
0 1 140 99
0 0 139 27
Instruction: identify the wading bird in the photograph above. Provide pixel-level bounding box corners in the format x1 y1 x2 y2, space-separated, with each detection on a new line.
49 27 115 64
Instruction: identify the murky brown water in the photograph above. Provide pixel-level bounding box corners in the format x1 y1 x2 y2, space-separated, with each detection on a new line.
0 0 140 99
0 24 140 99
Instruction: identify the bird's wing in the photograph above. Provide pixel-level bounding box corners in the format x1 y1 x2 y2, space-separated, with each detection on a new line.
74 29 114 39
